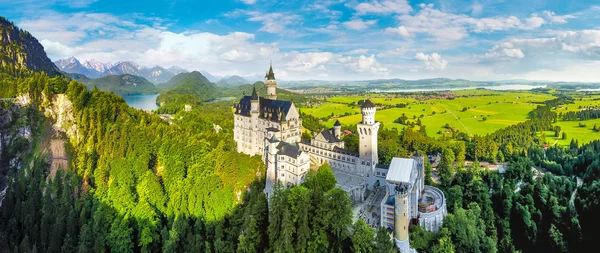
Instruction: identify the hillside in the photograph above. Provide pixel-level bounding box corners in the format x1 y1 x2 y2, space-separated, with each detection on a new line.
156 71 219 109
67 73 157 95
227 81 309 104
217 75 250 87
0 17 61 77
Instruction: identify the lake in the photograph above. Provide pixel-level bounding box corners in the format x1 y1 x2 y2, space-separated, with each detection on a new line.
122 94 159 111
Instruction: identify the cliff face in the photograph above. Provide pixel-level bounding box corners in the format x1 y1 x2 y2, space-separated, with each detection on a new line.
43 94 80 146
0 17 61 77
0 101 34 203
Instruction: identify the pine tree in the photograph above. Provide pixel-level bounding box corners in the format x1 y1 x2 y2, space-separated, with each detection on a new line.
351 219 374 253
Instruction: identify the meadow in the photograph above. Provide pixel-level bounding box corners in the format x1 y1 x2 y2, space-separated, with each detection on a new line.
298 90 600 146
300 90 553 137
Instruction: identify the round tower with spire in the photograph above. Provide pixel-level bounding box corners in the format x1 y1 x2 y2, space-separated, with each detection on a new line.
265 62 277 100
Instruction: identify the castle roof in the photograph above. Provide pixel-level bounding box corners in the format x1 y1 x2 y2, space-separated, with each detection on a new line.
235 96 293 122
277 142 302 158
386 158 417 185
316 129 343 143
251 85 259 100
334 120 341 126
266 63 275 80
361 99 375 109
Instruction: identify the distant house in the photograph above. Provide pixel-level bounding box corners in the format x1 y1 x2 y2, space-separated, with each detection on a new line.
343 129 352 135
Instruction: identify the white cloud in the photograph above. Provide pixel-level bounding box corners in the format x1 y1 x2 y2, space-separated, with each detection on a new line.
226 10 301 34
240 0 257 4
384 25 410 37
283 52 338 72
377 47 406 58
480 30 600 60
541 10 574 24
347 48 370 55
246 12 302 34
471 1 483 16
353 0 413 15
343 19 377 30
389 5 573 41
415 52 448 70
345 55 388 73
481 45 525 59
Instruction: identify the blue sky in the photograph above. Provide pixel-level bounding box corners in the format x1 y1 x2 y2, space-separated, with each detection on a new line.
1 0 600 81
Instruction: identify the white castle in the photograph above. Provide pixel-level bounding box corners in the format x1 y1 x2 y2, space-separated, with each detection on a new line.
233 64 447 252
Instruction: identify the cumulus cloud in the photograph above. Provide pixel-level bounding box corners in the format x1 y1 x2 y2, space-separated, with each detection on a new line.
415 52 448 70
384 25 410 37
343 19 377 30
481 45 525 59
541 10 574 24
388 5 574 41
480 30 600 60
282 52 338 72
353 0 412 15
344 55 388 73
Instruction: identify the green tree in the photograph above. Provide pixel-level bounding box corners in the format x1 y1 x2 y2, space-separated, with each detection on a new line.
351 219 374 253
373 227 395 253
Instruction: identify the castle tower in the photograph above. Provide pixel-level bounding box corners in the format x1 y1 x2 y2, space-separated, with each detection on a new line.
333 120 341 139
264 135 280 199
394 184 410 253
358 99 380 169
265 63 277 100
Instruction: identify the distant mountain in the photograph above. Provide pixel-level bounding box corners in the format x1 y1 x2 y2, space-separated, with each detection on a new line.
53 57 186 84
54 57 104 78
67 72 156 95
138 66 174 84
217 75 250 87
82 59 112 75
0 17 61 77
167 66 187 75
200 70 221 82
103 61 143 76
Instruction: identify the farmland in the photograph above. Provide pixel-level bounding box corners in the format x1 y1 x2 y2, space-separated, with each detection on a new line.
299 89 600 146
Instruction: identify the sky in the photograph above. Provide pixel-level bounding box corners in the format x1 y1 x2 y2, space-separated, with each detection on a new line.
1 0 599 81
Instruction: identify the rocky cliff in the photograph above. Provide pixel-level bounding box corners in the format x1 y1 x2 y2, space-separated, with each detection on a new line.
0 17 61 77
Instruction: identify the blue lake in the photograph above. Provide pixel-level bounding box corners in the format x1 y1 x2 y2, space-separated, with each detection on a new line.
122 94 159 111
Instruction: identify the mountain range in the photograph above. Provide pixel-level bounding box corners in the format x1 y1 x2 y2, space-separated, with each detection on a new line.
54 57 190 84
67 73 157 96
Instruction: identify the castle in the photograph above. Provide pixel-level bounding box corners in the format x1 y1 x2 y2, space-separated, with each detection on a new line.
233 64 447 252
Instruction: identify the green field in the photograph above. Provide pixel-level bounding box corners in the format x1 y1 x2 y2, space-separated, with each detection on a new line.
299 102 361 118
299 90 600 145
550 118 600 146
301 90 556 138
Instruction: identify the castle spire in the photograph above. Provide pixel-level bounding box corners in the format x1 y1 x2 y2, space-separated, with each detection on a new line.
267 61 275 80
251 85 258 100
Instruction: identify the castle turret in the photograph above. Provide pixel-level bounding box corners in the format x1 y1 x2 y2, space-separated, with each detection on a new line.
265 63 277 100
358 99 380 174
394 184 410 253
333 120 341 139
